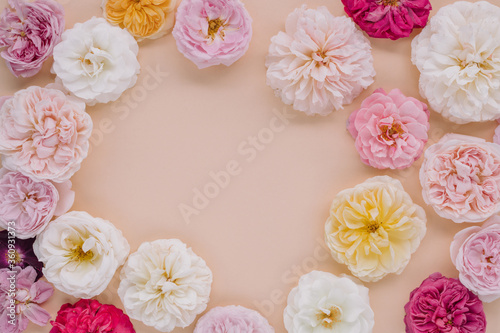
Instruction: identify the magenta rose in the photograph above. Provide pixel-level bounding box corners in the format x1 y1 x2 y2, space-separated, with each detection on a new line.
347 88 429 169
0 168 74 239
342 0 431 40
50 299 135 333
0 86 92 183
194 306 274 333
420 134 500 223
173 0 252 69
404 272 486 333
451 215 500 302
0 0 64 77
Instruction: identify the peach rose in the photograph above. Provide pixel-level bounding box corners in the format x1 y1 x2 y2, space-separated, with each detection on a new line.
420 134 500 223
102 0 178 39
0 87 92 183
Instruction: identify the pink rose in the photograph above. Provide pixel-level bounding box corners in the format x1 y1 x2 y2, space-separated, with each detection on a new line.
0 0 65 77
0 266 53 333
420 134 500 223
451 216 500 302
347 88 429 169
0 86 93 183
50 299 135 333
342 0 431 40
494 125 500 145
194 306 274 333
404 273 486 333
173 0 252 69
0 168 74 239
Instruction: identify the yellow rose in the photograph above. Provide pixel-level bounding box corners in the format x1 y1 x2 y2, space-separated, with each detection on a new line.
325 176 426 282
102 0 178 39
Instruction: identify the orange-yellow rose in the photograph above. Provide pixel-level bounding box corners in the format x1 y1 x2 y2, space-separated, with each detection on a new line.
102 0 178 39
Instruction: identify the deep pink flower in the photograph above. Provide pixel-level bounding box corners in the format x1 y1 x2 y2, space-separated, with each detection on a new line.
0 0 64 77
173 0 253 69
0 266 53 333
404 273 486 333
342 0 431 40
347 88 429 169
50 299 135 333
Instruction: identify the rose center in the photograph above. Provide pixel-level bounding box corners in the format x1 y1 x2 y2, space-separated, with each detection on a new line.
316 306 342 329
5 249 22 265
68 245 93 262
207 18 226 40
379 0 400 6
379 123 405 144
366 221 380 233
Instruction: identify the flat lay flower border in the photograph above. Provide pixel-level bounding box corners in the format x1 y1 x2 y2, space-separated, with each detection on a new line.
0 0 499 333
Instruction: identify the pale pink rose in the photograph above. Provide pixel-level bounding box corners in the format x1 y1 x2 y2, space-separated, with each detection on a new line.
0 87 92 183
420 134 500 223
347 88 429 169
0 266 53 333
451 215 500 302
494 125 500 145
0 0 65 78
173 0 252 69
0 168 74 239
194 306 274 333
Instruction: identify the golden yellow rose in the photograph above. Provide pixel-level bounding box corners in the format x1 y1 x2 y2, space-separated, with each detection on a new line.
325 176 427 282
102 0 178 39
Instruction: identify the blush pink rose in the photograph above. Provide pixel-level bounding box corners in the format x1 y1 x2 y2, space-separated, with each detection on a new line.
0 0 65 77
0 266 53 333
0 86 92 183
0 168 74 239
451 216 500 302
173 0 252 69
50 299 135 333
342 0 431 40
420 134 500 223
347 88 429 169
194 306 274 333
404 272 486 333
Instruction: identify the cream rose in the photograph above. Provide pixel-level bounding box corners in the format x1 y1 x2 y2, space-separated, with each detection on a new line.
325 176 427 282
118 239 213 332
33 211 130 298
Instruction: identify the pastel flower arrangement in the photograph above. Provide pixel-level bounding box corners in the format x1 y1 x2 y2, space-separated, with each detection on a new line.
284 271 374 333
404 273 487 333
173 0 253 69
451 216 500 302
0 0 65 77
347 88 430 169
412 1 500 123
194 305 274 332
265 6 375 116
342 0 431 40
420 134 500 223
325 176 427 282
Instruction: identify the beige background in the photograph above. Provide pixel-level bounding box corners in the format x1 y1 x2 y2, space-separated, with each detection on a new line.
1 0 499 332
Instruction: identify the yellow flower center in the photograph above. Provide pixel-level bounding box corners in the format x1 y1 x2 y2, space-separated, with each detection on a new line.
207 18 226 40
68 245 94 262
366 221 380 233
6 250 22 265
316 306 342 329
380 0 400 6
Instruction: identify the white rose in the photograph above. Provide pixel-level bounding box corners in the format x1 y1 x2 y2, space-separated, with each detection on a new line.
52 17 140 106
411 1 500 123
33 211 130 298
284 271 374 333
118 239 213 333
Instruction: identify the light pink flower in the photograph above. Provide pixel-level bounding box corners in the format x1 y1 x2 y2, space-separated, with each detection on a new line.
420 134 500 223
341 0 431 40
265 6 375 116
0 266 53 333
0 168 74 239
0 0 64 77
494 125 500 145
173 0 252 69
194 306 274 333
0 87 92 183
347 88 429 169
451 216 500 302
